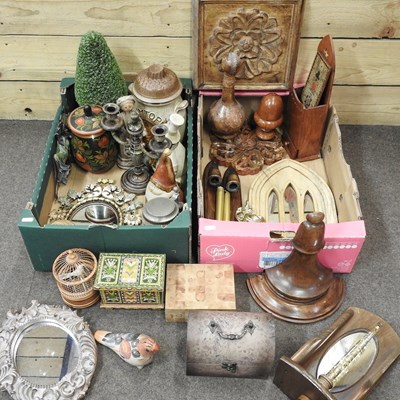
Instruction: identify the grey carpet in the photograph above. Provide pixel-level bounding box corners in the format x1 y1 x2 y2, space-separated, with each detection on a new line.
0 120 398 399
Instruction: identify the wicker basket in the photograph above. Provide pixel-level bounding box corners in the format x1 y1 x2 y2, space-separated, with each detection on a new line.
52 248 99 308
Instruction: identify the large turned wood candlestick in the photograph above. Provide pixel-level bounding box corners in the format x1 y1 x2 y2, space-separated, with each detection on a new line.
247 212 345 323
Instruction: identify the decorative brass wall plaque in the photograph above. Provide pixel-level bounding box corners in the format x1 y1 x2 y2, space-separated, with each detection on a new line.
193 0 304 90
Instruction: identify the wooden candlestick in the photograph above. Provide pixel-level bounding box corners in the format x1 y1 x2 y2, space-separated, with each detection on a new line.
247 212 345 323
222 167 242 221
203 160 222 219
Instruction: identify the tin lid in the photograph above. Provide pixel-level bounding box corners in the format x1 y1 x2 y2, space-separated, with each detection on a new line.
67 105 104 138
130 64 183 104
192 0 304 91
142 197 179 225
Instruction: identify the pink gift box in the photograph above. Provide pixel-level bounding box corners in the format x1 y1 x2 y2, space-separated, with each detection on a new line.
199 218 365 273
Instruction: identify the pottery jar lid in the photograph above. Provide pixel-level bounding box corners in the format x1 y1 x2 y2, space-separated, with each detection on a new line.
130 64 183 104
68 105 105 138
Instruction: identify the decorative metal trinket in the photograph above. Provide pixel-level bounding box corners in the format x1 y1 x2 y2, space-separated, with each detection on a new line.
120 111 152 194
49 178 143 226
147 124 172 164
110 96 140 169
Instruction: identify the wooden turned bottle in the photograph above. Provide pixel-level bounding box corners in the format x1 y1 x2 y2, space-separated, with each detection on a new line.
254 93 283 141
207 52 246 140
247 212 345 323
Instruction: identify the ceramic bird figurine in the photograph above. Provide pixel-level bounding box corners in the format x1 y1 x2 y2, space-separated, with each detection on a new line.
94 330 160 369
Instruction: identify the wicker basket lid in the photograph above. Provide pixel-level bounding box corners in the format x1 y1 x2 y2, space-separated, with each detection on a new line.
52 248 97 285
131 64 182 104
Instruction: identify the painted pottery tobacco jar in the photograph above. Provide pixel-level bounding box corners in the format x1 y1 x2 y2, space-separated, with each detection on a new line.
128 64 188 140
68 104 118 173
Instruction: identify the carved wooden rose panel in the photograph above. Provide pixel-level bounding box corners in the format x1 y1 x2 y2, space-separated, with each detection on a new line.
193 0 304 90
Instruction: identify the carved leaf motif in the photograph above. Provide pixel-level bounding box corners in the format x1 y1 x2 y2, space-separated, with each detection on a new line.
209 8 282 79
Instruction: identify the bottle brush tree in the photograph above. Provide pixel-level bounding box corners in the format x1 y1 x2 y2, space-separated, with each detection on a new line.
74 31 128 106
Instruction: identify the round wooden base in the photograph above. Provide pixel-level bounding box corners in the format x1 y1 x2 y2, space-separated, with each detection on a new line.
246 274 345 324
61 291 100 309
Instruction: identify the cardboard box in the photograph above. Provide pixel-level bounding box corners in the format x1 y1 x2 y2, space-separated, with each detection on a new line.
165 263 236 322
18 78 194 271
197 95 365 273
94 253 166 309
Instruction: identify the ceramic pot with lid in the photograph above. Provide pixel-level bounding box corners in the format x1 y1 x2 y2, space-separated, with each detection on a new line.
68 105 118 173
128 64 188 140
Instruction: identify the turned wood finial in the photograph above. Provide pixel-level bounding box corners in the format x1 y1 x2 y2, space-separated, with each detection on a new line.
247 212 345 323
254 93 283 140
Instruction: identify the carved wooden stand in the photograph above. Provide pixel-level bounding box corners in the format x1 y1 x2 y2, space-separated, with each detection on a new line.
247 212 344 323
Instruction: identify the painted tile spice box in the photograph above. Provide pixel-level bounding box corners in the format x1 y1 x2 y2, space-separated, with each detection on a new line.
94 253 166 309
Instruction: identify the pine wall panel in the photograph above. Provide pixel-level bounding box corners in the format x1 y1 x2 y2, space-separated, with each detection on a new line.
1 0 399 124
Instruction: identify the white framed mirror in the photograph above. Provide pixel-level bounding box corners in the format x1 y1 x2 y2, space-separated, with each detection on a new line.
0 300 97 400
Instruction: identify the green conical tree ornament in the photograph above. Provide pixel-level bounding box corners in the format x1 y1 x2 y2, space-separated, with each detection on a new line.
74 31 128 106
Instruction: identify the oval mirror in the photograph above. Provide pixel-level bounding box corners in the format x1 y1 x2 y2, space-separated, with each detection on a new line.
0 301 96 400
15 324 79 386
316 329 378 393
67 199 121 225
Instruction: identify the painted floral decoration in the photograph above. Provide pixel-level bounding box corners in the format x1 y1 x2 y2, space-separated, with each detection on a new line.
209 8 283 80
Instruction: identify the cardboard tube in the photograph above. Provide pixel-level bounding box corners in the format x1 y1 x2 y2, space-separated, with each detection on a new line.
215 187 224 220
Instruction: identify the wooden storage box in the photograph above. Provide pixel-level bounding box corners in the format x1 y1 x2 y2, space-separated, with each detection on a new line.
18 78 194 271
165 263 236 322
94 253 166 309
186 310 275 379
